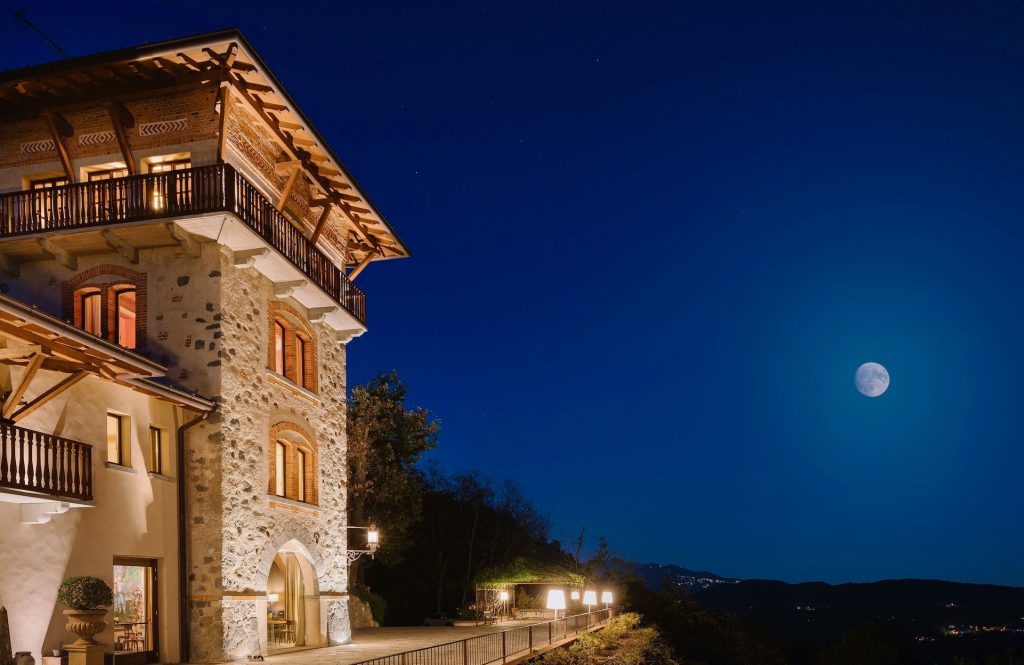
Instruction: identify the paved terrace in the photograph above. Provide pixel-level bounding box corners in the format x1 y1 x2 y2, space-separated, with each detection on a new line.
246 621 537 665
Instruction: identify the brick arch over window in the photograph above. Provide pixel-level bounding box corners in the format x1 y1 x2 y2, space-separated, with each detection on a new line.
268 301 318 393
62 264 148 348
268 421 319 505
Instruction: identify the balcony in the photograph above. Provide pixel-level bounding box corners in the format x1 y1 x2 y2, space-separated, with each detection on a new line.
0 164 366 325
0 421 93 502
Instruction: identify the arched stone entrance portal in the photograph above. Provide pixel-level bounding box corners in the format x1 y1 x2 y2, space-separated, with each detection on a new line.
266 539 322 653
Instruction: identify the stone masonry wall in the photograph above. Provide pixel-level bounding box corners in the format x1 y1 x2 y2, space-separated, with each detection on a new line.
185 249 350 661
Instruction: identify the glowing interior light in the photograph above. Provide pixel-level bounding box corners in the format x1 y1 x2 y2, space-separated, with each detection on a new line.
546 589 566 610
267 593 279 603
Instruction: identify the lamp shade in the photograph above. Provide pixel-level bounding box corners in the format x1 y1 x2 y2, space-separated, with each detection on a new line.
267 593 279 603
601 591 613 604
499 590 509 602
582 590 597 605
546 589 566 610
570 590 580 601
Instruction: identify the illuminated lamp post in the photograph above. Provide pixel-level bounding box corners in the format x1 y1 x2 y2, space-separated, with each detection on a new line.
546 589 566 619
601 591 613 609
499 590 510 619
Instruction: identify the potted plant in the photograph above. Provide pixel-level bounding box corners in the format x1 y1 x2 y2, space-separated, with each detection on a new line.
57 577 112 645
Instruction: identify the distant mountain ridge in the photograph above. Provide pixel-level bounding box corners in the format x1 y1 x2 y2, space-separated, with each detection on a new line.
697 577 1024 654
617 560 740 593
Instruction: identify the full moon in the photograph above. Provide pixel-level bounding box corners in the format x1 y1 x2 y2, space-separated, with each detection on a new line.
855 362 890 397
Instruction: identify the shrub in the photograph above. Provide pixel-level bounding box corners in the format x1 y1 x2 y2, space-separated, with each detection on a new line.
351 585 388 624
57 577 113 610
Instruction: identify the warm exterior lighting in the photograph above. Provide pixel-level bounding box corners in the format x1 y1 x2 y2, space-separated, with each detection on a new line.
570 590 580 601
583 590 597 606
546 589 566 611
367 529 380 548
498 590 509 602
601 591 613 606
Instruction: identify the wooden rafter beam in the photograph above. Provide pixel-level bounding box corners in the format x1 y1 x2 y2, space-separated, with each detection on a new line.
105 101 136 174
11 371 87 423
44 110 75 182
0 345 38 361
276 166 301 212
347 253 374 282
216 84 231 164
3 352 45 418
309 202 333 245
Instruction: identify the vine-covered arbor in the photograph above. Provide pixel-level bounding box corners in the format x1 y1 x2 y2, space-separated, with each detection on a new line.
474 558 586 619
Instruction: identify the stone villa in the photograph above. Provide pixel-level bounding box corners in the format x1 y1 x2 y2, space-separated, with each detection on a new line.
0 29 407 664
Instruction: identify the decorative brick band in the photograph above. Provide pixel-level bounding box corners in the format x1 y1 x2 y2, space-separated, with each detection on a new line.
21 139 55 154
78 130 116 146
139 117 188 136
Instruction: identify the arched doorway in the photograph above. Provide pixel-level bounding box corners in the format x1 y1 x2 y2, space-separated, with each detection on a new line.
266 540 321 654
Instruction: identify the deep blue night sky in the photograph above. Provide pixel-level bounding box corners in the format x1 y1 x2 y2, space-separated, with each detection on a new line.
4 1 1023 586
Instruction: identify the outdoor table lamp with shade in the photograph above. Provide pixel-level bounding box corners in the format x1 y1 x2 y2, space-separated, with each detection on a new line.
582 590 597 613
499 590 510 618
601 591 613 608
546 589 566 619
570 590 580 601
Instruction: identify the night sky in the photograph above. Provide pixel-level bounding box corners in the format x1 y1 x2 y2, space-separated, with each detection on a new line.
4 1 1023 587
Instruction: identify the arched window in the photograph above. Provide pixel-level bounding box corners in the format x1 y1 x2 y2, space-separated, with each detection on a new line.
267 303 317 393
64 266 146 349
115 286 137 348
78 287 102 336
268 423 318 505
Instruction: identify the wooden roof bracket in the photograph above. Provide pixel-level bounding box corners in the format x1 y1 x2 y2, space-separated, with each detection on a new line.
2 351 44 418
104 101 136 174
347 253 373 282
44 110 75 182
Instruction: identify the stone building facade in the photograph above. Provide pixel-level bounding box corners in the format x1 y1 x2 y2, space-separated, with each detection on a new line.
0 29 407 664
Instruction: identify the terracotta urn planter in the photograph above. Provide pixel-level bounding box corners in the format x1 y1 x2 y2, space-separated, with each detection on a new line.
62 609 107 645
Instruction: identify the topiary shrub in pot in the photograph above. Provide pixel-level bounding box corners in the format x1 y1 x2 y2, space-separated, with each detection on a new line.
57 577 112 645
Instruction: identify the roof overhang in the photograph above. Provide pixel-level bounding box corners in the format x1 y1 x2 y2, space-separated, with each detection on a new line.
0 293 214 411
0 29 409 267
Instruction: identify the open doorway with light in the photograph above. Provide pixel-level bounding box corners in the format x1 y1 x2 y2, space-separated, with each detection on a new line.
111 558 159 665
266 541 320 654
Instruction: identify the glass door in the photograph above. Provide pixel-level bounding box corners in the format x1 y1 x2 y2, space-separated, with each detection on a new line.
112 558 159 665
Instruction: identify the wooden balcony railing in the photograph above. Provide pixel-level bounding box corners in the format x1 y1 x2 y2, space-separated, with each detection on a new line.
0 164 366 325
0 421 93 501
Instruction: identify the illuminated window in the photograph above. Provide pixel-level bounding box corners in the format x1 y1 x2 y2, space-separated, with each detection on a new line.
274 322 286 375
149 427 163 475
295 336 306 388
148 158 192 211
79 290 102 336
269 310 317 392
116 287 137 349
107 413 128 466
30 175 69 226
66 269 145 349
269 425 317 505
274 442 286 497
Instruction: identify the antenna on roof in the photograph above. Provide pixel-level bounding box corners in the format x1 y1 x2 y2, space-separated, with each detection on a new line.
13 9 72 59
